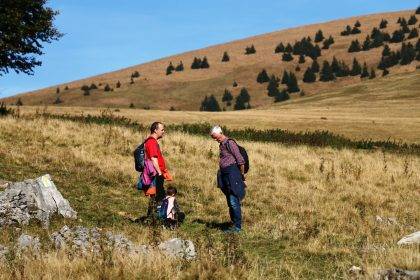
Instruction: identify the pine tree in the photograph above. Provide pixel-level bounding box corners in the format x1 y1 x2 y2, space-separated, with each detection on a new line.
336 60 350 77
416 51 420 61
191 57 202 69
362 35 371 51
222 89 233 103
331 56 340 73
175 61 184 71
319 61 335 82
382 45 391 56
200 56 210 68
232 81 238 87
382 68 389 76
360 63 369 78
379 19 388 29
256 69 270 83
408 15 418 25
354 20 361 28
200 95 221 111
81 85 90 91
83 89 90 96
234 88 251 110
53 96 62 104
116 81 121 88
16 98 23 106
104 84 111 91
287 72 300 93
341 25 352 36
369 68 376 79
416 39 420 52
267 75 280 97
348 40 361 52
390 29 405 43
303 67 316 83
285 43 293 53
131 71 140 78
400 42 416 65
129 103 135 108
408 28 419 39
311 59 320 73
298 54 305 64
350 58 362 76
275 42 285 53
397 17 402 24
322 35 334 49
56 87 60 94
351 26 361 34
245 45 256 55
314 30 324 43
370 31 384 48
308 44 321 59
222 51 230 62
281 70 290 84
166 62 175 75
274 89 290 102
64 85 69 90
416 6 420 14
89 83 97 90
282 52 293 61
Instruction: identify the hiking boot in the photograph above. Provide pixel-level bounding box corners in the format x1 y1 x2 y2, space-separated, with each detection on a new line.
223 226 242 234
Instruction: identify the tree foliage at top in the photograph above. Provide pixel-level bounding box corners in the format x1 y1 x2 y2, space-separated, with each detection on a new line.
0 0 63 75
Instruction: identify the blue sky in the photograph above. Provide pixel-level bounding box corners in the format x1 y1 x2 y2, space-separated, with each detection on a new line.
1 1 418 97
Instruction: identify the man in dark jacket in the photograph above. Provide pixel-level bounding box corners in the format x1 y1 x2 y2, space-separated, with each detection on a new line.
210 125 246 233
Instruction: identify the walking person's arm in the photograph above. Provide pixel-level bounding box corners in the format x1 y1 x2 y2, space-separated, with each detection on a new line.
151 157 162 176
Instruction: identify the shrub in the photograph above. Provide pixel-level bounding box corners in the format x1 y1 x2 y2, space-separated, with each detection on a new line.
175 61 184 71
200 56 210 68
166 62 175 75
245 45 256 54
222 51 230 62
90 83 97 90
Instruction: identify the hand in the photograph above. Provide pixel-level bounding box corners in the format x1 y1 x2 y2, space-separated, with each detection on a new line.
241 174 246 181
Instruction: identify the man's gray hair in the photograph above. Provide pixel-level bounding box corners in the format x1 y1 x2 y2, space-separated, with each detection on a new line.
210 125 223 135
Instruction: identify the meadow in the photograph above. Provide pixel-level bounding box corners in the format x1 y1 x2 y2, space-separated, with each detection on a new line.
0 113 418 279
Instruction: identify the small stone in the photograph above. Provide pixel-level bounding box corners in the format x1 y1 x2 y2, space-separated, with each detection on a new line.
374 269 420 280
397 231 420 245
158 238 196 260
349 265 363 275
17 234 41 255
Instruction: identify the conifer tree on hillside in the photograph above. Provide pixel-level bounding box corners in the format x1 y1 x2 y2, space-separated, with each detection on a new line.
175 61 184 71
379 19 388 29
56 87 60 94
408 15 418 25
308 44 322 59
285 43 293 53
408 28 419 39
222 51 230 62
390 29 405 43
267 75 280 97
245 45 256 55
130 78 134 84
400 42 416 65
274 89 290 102
319 61 335 82
81 85 90 91
116 81 121 88
382 68 389 76
281 70 290 84
416 38 420 51
360 63 369 78
311 59 320 73
282 52 293 61
191 57 202 69
382 45 391 57
351 26 361 34
416 51 420 61
200 95 221 112
370 30 385 48
331 56 340 74
354 20 361 27
348 40 362 52
336 60 350 77
53 96 62 104
299 54 305 64
256 69 270 83
287 72 300 93
341 25 352 36
234 88 251 110
275 42 285 53
362 35 371 51
104 84 112 91
222 89 233 105
350 58 362 76
303 67 316 83
166 62 174 75
64 85 69 90
397 17 402 24
314 30 324 43
16 98 23 106
295 65 301 72
89 83 97 90
369 68 376 79
416 6 420 14
131 71 140 78
322 35 335 49
200 56 210 68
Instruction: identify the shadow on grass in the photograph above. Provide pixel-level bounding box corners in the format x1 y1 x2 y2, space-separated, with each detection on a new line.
192 219 232 230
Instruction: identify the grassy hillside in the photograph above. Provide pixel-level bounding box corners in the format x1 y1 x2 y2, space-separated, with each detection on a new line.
2 9 419 110
14 70 420 143
0 114 419 279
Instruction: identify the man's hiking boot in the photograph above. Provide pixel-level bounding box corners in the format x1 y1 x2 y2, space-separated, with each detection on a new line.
223 226 242 234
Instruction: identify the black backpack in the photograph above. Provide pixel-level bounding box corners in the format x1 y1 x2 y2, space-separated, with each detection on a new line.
133 137 152 172
226 139 250 174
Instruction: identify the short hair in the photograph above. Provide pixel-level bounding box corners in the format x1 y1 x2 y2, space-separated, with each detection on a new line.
210 125 223 135
150 122 163 134
167 186 177 196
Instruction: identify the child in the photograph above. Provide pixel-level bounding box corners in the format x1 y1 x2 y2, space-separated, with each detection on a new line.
158 186 185 229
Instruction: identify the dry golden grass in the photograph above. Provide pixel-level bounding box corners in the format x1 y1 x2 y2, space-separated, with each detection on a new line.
13 70 420 143
0 115 419 279
2 10 419 110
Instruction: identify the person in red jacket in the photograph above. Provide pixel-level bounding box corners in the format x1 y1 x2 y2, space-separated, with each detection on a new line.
143 122 172 216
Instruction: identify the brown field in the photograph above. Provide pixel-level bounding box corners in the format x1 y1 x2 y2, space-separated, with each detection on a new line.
0 115 419 279
14 70 420 143
1 9 419 111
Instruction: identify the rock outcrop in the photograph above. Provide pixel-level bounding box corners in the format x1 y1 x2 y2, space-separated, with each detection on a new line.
397 231 420 245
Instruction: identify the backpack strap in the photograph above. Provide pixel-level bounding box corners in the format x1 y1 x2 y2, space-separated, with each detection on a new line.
225 138 239 163
143 136 155 160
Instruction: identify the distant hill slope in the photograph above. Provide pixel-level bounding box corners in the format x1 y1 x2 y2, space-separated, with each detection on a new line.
2 9 419 110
